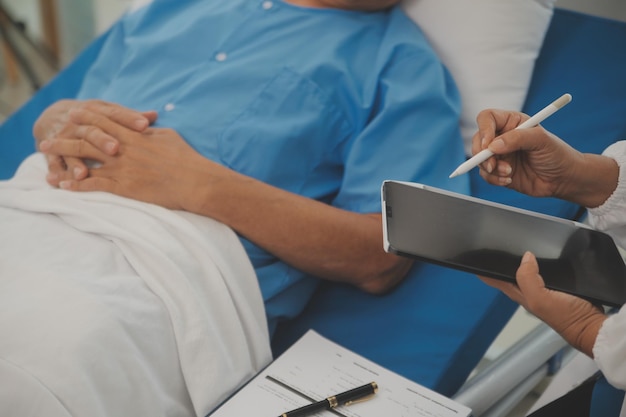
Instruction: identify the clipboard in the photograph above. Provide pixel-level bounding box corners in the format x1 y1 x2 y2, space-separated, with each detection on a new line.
209 330 471 417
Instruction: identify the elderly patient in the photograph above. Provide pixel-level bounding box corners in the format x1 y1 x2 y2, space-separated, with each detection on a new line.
0 0 467 416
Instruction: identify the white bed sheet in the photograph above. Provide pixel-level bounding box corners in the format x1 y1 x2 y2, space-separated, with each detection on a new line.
0 154 272 417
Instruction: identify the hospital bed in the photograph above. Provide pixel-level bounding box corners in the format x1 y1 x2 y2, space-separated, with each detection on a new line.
273 7 626 415
1 5 626 417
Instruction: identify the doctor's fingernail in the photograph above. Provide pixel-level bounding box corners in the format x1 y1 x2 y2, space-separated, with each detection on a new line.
39 140 51 151
490 139 505 151
498 164 512 176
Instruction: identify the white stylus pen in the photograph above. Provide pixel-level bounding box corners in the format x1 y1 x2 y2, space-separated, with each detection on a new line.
449 93 572 178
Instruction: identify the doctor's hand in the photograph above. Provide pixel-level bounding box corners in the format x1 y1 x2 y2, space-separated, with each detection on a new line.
38 106 214 211
478 251 606 358
472 108 618 208
35 100 158 187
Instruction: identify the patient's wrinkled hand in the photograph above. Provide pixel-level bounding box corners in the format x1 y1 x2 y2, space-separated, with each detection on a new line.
39 107 211 211
35 99 157 187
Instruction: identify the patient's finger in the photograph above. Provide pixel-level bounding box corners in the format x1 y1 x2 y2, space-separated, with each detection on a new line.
46 153 65 171
45 154 67 184
63 157 89 180
59 176 115 195
73 124 119 155
81 101 157 131
46 156 88 186
69 107 134 142
39 137 106 162
141 110 159 126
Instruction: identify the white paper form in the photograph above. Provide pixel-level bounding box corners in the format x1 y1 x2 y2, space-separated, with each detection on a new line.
210 330 471 417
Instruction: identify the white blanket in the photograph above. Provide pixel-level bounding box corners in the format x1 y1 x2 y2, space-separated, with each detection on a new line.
0 154 272 417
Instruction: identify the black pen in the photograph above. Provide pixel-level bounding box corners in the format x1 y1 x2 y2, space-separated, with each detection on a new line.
277 381 378 417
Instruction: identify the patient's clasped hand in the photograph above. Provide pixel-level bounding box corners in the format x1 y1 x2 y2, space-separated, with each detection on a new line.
0 0 468 415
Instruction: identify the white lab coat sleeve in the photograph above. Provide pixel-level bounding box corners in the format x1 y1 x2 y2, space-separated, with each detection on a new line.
594 310 626 390
587 140 626 245
588 140 626 390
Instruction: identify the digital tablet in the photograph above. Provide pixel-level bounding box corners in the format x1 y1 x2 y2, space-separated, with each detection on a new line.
382 180 626 307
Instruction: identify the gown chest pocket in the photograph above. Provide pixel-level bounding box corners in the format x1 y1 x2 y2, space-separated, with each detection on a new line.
218 67 352 192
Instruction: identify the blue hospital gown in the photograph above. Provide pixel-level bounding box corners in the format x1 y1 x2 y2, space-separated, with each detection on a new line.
76 0 468 333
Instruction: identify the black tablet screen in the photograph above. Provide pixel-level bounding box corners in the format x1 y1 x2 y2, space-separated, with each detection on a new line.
382 181 626 307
